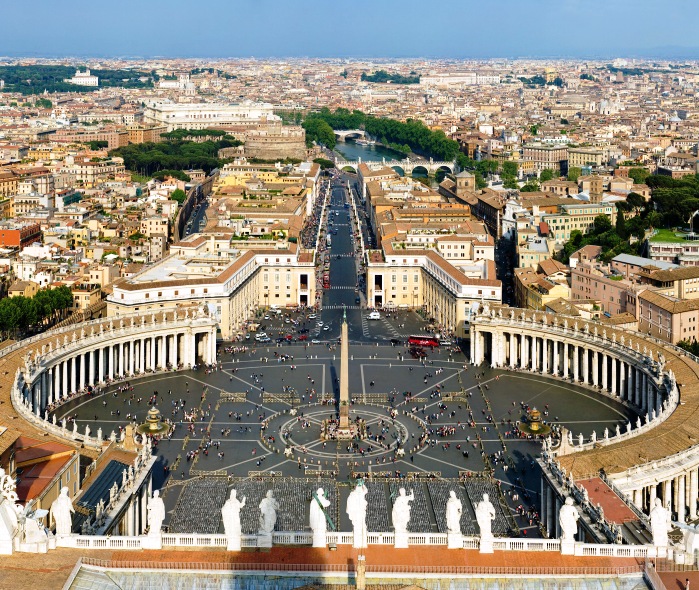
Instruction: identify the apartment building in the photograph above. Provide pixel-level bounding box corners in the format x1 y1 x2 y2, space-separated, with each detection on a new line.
522 143 568 173
638 290 699 344
543 202 617 242
108 234 315 339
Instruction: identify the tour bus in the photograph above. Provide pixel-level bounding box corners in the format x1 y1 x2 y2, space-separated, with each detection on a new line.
407 335 440 347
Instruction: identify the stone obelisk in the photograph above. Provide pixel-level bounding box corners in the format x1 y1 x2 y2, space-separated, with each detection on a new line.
339 308 350 430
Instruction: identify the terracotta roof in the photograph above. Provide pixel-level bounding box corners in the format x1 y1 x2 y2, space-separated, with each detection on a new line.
639 290 699 314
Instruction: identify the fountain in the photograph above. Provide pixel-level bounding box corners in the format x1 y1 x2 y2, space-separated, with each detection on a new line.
518 407 552 437
136 406 171 437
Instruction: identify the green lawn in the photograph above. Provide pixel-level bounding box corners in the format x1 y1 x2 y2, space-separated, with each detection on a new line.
650 228 696 243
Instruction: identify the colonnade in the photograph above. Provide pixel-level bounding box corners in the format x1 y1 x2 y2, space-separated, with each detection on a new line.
470 326 662 416
470 310 699 529
18 313 218 418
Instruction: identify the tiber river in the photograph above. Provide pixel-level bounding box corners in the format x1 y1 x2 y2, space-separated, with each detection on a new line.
334 139 441 185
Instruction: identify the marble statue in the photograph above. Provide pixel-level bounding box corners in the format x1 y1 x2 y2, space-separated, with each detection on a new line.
392 488 414 535
72 421 78 435
109 483 118 505
636 416 642 429
346 480 368 549
222 489 245 551
258 490 279 535
50 487 74 536
84 425 90 438
591 430 597 443
604 428 609 440
650 498 671 548
578 433 584 446
615 424 621 437
651 409 657 421
147 490 165 537
559 497 580 542
475 493 496 541
446 491 463 535
310 488 331 548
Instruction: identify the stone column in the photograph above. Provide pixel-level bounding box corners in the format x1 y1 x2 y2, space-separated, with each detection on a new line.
634 368 641 407
87 351 94 387
139 339 145 372
158 335 165 369
601 354 608 391
531 336 538 371
650 484 657 513
563 342 569 378
54 365 61 399
542 338 549 374
99 347 105 382
79 353 86 390
522 335 529 369
509 333 516 368
610 357 617 395
689 470 699 520
582 348 589 384
663 479 672 508
109 344 115 380
618 362 625 400
150 337 156 370
62 361 68 397
118 341 124 376
70 357 76 394
679 474 687 522
573 346 579 381
129 342 135 375
553 340 559 376
633 488 641 508
641 371 648 412
592 351 598 387
47 368 53 405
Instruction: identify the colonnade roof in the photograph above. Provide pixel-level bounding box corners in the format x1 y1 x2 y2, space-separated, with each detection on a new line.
478 309 699 477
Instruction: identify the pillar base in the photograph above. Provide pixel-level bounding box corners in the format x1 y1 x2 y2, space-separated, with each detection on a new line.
447 533 463 549
394 531 409 549
257 532 273 548
141 535 162 550
479 537 494 553
312 532 327 548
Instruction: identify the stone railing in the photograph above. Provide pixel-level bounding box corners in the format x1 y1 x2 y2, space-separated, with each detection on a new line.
55 531 670 558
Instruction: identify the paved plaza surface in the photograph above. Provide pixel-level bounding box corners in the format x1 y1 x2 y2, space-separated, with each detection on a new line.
55 344 635 537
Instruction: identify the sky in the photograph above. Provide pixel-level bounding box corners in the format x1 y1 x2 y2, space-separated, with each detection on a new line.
1 0 698 59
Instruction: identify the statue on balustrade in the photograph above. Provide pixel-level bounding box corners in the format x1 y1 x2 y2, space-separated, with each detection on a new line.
346 479 368 549
50 487 74 536
221 489 245 551
147 490 165 537
446 490 463 535
475 493 496 541
310 487 331 547
559 497 580 542
650 498 671 548
258 490 279 535
391 488 414 535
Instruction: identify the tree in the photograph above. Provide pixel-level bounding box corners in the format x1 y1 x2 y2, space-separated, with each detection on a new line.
628 167 650 185
502 161 518 178
313 158 335 170
170 189 186 204
615 205 629 240
567 167 582 183
520 180 540 192
593 214 613 233
539 169 555 182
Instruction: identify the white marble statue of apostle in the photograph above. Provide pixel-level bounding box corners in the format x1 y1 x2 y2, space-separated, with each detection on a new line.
475 493 496 541
346 480 368 549
147 490 165 537
258 490 279 535
650 498 671 548
392 488 414 535
50 487 75 536
310 487 331 548
559 497 580 542
446 490 463 535
221 489 245 551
